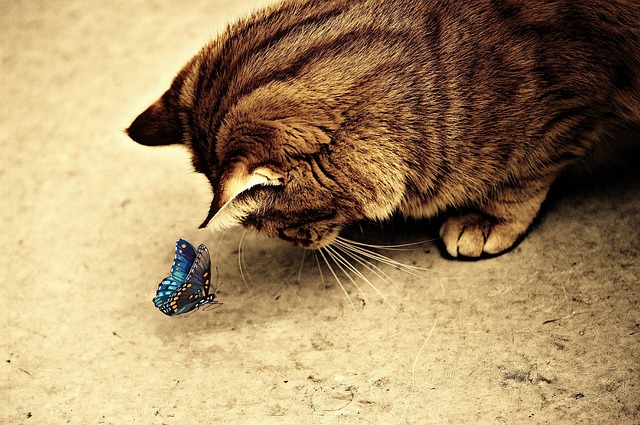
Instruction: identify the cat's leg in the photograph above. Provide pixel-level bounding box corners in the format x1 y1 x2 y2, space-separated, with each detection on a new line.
439 174 556 258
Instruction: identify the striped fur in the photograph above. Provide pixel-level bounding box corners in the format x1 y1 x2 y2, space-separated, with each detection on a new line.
128 0 640 257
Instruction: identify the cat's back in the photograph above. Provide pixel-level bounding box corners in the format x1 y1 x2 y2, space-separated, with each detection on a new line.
215 0 640 72
186 0 640 152
205 0 640 108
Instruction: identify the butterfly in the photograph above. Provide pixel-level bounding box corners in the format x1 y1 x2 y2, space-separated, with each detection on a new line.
153 238 221 316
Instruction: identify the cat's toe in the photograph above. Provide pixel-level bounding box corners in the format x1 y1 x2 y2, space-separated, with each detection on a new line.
440 213 491 257
439 213 522 258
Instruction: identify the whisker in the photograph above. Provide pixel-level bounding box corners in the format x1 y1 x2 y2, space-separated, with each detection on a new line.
335 239 415 268
313 251 323 284
336 235 436 251
327 245 397 312
318 248 357 311
335 239 433 276
397 320 438 425
213 229 227 261
238 230 252 291
324 245 368 305
333 243 400 291
337 238 446 298
297 249 307 283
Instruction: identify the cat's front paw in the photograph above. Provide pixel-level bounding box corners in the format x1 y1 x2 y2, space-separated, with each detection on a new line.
439 213 524 258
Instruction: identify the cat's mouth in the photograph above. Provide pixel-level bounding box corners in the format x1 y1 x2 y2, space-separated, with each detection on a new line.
241 213 343 249
276 224 342 249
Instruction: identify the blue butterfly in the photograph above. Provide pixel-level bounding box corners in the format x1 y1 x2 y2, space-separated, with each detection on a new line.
153 238 221 316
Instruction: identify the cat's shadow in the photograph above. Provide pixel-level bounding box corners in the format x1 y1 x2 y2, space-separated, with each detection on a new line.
162 142 640 335
549 135 640 199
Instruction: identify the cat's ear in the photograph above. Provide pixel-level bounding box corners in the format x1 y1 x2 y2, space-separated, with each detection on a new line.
126 91 183 146
200 164 284 230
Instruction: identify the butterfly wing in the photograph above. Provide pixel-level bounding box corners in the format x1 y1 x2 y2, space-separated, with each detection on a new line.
155 243 220 316
153 239 198 313
186 244 212 295
153 277 182 308
169 238 197 282
186 244 221 311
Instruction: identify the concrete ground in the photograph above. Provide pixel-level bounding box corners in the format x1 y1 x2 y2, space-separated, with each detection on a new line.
2 1 639 424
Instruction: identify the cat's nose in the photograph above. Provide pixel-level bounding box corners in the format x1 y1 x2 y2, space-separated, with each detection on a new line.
199 197 221 229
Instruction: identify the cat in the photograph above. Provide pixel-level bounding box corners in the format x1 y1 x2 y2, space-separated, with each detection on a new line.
127 0 640 258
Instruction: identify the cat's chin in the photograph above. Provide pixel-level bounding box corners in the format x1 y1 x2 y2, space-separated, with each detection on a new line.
275 226 342 250
306 230 341 250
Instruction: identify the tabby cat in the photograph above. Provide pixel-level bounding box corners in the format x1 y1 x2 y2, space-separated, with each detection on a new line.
127 0 640 258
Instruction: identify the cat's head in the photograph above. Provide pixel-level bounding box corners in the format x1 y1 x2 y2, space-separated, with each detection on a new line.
127 48 407 249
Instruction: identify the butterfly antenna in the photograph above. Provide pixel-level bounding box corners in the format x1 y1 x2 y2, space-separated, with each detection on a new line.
201 300 223 312
213 266 223 292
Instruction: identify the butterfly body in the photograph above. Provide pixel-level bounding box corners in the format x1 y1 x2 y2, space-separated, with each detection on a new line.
153 238 220 316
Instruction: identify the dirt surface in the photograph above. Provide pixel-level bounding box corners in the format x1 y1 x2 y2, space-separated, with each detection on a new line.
3 1 639 424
